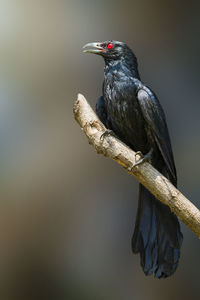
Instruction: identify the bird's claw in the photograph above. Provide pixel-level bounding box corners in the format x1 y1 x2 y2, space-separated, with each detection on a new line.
135 151 143 160
100 129 116 141
130 148 153 170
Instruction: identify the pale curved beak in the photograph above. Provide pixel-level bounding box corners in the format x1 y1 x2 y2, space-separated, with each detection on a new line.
83 42 105 54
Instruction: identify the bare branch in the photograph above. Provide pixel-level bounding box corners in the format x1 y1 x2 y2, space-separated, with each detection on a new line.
73 93 200 238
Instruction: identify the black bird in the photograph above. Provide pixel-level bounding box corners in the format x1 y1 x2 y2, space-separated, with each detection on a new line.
83 40 183 278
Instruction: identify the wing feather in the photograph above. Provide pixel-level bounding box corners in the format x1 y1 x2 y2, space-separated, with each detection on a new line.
137 88 177 185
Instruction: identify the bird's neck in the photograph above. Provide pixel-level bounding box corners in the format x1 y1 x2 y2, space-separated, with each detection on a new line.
104 58 140 79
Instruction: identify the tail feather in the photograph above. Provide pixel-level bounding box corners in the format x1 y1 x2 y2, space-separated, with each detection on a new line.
132 184 183 278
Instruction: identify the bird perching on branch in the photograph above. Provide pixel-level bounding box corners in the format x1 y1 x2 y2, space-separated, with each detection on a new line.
83 40 183 278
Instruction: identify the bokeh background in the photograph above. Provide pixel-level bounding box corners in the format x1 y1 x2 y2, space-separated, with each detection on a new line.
1 0 200 299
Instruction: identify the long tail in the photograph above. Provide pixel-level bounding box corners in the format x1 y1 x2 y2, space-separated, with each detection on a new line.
132 184 183 278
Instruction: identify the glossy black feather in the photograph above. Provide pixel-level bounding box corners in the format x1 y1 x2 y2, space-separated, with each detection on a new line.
137 87 177 185
92 40 183 278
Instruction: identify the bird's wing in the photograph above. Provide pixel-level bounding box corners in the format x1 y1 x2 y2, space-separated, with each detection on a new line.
137 88 177 184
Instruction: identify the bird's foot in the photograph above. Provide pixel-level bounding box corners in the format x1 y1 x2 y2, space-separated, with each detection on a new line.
131 148 153 170
100 129 116 141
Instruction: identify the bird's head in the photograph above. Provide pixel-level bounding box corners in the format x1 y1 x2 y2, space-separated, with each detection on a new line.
83 40 135 62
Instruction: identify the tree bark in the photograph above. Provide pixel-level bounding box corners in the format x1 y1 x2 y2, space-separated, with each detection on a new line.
73 93 200 238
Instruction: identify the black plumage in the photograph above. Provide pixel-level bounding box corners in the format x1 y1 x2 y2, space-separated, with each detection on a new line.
83 40 183 278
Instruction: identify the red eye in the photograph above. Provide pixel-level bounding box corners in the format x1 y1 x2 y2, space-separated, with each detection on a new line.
107 43 113 50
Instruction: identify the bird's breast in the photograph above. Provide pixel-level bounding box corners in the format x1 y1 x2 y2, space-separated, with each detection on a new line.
103 78 148 151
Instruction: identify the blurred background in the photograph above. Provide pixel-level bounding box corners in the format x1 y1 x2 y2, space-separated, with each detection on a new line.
0 0 200 299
